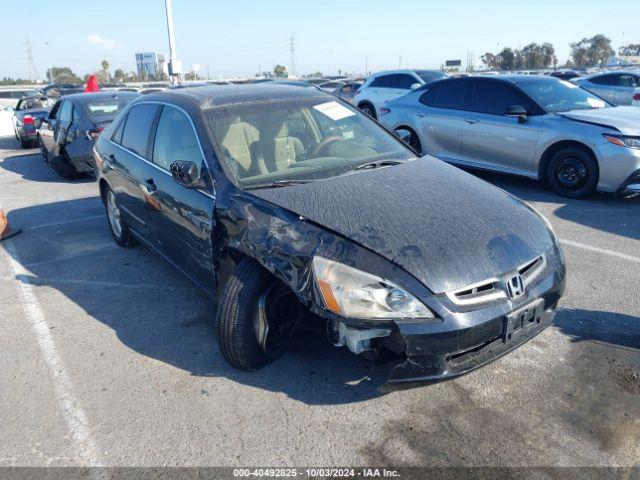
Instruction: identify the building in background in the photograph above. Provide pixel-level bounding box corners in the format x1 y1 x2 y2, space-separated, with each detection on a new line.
135 52 169 81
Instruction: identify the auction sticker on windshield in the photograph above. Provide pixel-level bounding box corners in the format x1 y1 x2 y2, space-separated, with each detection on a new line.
313 101 356 121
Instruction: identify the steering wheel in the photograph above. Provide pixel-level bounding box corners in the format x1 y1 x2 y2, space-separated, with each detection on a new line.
309 136 343 159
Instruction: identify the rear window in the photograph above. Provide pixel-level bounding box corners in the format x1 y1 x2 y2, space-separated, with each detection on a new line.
83 98 132 118
415 71 448 84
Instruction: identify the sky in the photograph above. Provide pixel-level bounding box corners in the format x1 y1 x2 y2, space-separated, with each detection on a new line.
0 0 637 80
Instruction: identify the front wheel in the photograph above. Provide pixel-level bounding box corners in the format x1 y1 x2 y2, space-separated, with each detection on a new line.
359 103 377 119
546 147 598 198
104 187 135 247
216 258 299 371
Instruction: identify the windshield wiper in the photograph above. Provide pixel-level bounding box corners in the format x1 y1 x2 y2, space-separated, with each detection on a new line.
243 179 314 190
353 159 405 171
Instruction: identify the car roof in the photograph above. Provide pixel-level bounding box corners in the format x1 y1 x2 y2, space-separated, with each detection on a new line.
142 83 327 109
61 91 140 103
585 70 640 78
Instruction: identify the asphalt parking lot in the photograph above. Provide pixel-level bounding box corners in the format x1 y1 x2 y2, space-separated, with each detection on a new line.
0 126 639 467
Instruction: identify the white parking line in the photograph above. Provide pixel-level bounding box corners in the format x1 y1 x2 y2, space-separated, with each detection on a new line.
559 238 640 264
1 242 103 467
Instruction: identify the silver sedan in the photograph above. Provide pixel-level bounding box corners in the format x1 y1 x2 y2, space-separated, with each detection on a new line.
572 70 640 106
379 75 640 198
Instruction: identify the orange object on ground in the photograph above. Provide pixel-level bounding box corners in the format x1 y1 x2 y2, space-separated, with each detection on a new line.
84 74 99 93
0 204 21 241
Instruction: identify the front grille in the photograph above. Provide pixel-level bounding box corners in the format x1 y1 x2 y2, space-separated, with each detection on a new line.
446 254 546 307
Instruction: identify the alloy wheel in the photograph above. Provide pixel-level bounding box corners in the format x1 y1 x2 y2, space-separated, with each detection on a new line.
106 191 123 238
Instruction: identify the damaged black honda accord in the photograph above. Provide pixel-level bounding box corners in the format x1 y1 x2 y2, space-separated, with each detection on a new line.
93 84 565 382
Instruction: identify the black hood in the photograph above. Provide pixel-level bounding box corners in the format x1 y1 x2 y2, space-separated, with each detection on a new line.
252 157 553 293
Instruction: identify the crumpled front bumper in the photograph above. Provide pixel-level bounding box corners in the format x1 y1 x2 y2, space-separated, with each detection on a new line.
388 307 555 382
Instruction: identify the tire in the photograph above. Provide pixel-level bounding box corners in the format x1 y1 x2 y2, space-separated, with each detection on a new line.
216 258 291 371
38 136 49 162
359 102 377 119
50 151 80 179
546 146 598 198
397 128 422 154
104 186 135 247
20 137 29 149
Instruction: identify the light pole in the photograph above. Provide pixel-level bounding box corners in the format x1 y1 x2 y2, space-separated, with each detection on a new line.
45 41 53 84
164 0 182 84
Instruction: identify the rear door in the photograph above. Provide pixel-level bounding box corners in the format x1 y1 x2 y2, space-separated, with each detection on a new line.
142 104 215 289
586 74 619 104
460 79 541 176
108 103 161 236
413 79 470 162
52 100 74 157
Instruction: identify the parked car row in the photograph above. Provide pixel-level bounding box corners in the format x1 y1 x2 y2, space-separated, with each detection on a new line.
87 83 566 382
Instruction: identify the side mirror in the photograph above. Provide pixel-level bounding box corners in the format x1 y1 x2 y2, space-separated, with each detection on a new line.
505 105 528 123
394 129 412 145
170 160 201 188
410 83 422 90
33 118 42 129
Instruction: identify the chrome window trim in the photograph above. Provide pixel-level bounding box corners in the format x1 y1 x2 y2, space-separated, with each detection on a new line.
108 100 215 200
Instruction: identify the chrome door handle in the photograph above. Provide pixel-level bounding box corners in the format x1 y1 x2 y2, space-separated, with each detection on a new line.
416 113 429 118
464 118 479 124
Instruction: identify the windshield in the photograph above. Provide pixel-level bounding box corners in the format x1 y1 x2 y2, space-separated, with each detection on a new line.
206 96 414 188
415 71 448 84
518 79 609 113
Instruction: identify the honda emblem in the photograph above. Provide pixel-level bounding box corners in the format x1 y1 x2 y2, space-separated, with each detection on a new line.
506 274 525 299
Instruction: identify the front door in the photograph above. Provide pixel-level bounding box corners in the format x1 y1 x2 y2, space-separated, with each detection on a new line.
460 79 541 177
140 104 215 291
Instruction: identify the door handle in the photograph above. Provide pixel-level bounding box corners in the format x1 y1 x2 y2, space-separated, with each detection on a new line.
141 178 157 195
416 113 429 118
464 118 479 124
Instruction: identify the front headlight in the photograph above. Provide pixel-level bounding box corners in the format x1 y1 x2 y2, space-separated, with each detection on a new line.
603 134 640 149
312 256 434 320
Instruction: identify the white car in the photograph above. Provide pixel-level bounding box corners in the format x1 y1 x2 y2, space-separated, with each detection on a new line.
633 87 640 106
0 88 43 110
353 69 447 119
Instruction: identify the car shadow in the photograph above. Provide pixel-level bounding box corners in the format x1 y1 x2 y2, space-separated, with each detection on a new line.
0 150 94 184
470 169 640 241
554 307 640 352
2 197 389 405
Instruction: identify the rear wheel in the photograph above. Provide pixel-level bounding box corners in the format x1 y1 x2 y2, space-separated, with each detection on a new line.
104 187 135 247
50 151 80 179
38 136 48 162
216 258 299 371
546 147 598 198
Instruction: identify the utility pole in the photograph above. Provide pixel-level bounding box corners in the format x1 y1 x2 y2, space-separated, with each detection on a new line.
25 36 39 85
164 0 182 84
289 34 296 78
398 56 402 69
365 56 368 75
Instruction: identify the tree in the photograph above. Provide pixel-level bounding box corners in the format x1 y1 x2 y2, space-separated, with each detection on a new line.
273 64 288 78
570 34 614 67
113 69 125 82
520 43 556 69
47 67 82 84
480 52 501 70
101 60 110 81
498 48 516 70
